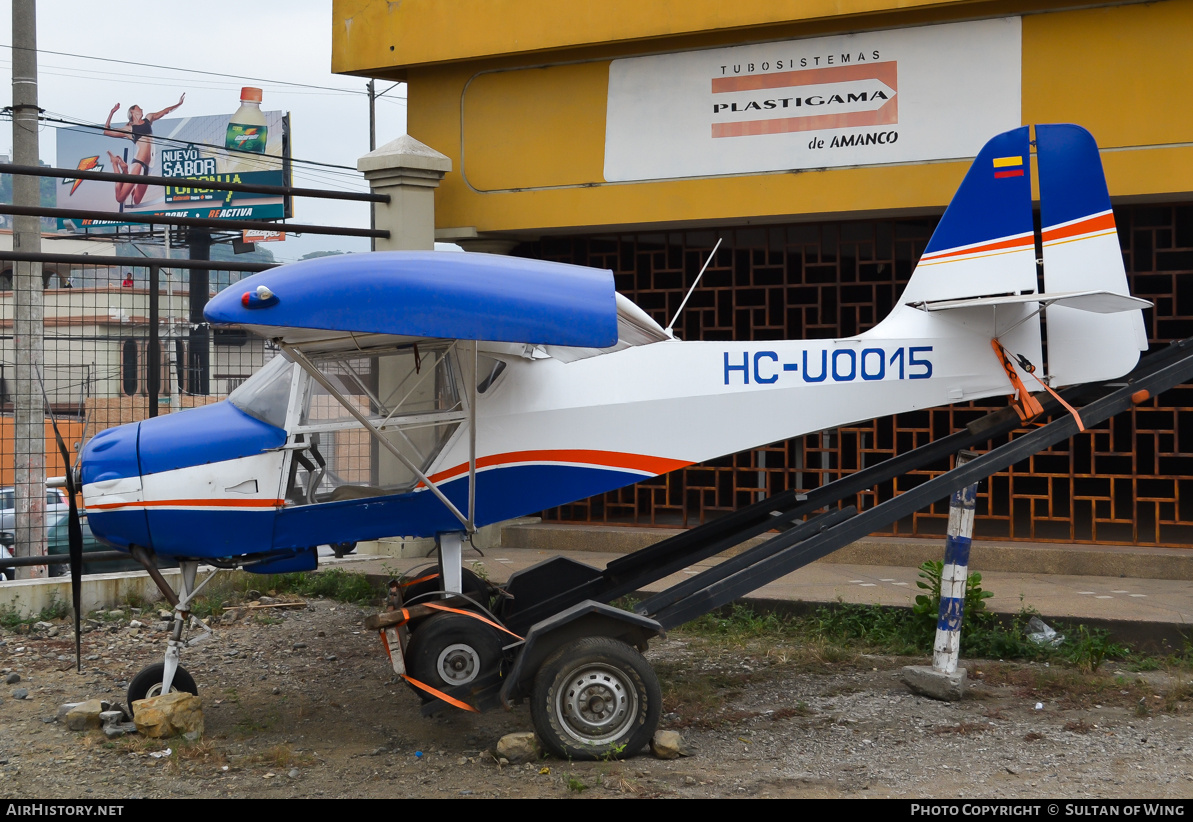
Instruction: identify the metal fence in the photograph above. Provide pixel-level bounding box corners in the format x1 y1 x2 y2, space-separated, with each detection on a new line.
0 163 387 562
530 204 1193 547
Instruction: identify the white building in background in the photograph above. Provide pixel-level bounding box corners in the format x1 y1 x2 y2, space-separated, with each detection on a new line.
0 231 268 414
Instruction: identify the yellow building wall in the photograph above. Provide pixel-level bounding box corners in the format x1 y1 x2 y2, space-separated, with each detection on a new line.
334 0 1193 237
332 0 986 75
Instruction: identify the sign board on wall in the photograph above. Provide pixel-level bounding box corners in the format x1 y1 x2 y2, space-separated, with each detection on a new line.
242 230 286 243
57 95 288 230
604 18 1022 182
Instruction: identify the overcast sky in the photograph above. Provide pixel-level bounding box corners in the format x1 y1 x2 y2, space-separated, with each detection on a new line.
0 0 408 262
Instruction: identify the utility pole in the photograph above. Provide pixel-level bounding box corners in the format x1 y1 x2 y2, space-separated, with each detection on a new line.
11 0 46 576
187 229 211 395
368 80 376 252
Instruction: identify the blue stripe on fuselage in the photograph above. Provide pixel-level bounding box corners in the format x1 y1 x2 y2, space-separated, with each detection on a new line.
137 401 286 476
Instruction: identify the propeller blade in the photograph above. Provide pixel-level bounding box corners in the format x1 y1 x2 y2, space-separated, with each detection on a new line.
61 457 82 672
37 370 83 671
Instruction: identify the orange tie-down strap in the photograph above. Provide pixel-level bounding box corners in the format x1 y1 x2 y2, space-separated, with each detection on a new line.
421 601 523 641
367 600 523 640
374 604 523 714
400 675 480 712
399 572 440 589
990 339 1085 431
1026 370 1084 432
991 339 1044 422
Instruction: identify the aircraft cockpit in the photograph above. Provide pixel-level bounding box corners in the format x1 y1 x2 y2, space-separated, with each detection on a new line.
229 341 506 515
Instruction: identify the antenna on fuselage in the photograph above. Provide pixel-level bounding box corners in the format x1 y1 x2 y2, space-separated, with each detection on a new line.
666 237 722 336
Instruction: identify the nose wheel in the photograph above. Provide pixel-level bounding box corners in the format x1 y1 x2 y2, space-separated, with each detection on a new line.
123 558 217 716
128 663 198 715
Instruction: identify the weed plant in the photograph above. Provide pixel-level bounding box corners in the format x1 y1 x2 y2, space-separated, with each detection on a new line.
674 561 1136 673
268 568 379 604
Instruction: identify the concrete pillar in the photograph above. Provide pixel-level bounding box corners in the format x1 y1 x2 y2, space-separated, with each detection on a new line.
11 0 46 574
358 135 451 252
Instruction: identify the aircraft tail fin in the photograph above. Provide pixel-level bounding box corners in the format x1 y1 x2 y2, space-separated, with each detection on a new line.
897 126 1037 307
876 123 1147 389
1035 124 1148 385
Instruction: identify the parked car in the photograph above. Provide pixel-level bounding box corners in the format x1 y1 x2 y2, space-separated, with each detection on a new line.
44 511 180 576
45 511 144 576
0 536 13 580
0 487 71 532
0 511 177 579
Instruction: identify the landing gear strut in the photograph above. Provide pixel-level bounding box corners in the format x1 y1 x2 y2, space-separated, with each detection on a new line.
127 556 219 715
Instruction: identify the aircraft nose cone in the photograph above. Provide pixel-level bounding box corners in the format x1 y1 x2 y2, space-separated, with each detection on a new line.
80 422 141 487
79 421 149 550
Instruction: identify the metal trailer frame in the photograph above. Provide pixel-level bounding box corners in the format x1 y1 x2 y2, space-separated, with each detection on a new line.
371 336 1193 759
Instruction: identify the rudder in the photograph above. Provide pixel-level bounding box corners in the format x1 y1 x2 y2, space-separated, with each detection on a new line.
1036 123 1148 386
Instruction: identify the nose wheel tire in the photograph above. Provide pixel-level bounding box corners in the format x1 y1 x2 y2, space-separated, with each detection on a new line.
128 663 198 716
404 613 505 701
530 636 661 761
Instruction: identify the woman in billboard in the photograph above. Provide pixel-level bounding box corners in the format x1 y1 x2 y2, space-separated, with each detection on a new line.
102 94 185 206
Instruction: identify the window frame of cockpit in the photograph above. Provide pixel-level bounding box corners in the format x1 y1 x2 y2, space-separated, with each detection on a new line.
279 342 469 506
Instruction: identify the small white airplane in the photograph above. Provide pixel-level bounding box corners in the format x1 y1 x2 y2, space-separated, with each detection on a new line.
69 123 1149 757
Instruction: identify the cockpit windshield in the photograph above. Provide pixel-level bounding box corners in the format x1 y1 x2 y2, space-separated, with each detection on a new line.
228 355 295 429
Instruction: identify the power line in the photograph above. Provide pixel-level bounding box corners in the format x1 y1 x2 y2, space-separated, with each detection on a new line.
31 113 366 177
0 42 406 99
1 63 390 100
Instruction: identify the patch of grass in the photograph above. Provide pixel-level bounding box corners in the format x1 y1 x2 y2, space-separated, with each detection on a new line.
564 773 589 793
683 604 792 640
174 738 228 767
269 568 380 605
1162 679 1193 713
186 568 381 618
1063 624 1129 673
233 709 280 736
770 702 813 720
0 596 69 629
804 601 928 654
655 659 734 728
245 744 315 769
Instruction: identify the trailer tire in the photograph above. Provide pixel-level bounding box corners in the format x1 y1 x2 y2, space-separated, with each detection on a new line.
531 636 660 760
400 566 488 606
405 613 504 699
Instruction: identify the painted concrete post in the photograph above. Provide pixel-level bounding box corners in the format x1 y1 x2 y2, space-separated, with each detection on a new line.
358 134 451 251
933 450 979 674
356 136 452 563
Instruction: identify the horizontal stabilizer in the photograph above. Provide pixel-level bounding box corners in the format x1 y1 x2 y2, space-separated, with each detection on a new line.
911 290 1152 315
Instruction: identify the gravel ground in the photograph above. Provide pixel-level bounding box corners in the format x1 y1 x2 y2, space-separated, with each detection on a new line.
0 596 1191 799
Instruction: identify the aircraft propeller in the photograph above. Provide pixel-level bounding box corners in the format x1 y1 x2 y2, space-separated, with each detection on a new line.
37 370 84 671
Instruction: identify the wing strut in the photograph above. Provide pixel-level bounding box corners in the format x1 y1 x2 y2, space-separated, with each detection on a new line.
282 343 476 532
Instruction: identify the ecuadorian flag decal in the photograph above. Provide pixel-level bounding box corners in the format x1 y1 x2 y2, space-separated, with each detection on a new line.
993 155 1024 179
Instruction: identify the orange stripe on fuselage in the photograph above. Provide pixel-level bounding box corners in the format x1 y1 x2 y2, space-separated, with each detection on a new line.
918 234 1034 265
425 450 692 485
1041 212 1117 244
89 498 283 511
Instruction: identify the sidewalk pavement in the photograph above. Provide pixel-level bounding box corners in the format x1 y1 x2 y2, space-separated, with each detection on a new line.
330 522 1193 651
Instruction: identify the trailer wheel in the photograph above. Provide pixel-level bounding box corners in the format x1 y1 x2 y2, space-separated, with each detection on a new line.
531 636 660 760
405 613 504 698
400 566 488 606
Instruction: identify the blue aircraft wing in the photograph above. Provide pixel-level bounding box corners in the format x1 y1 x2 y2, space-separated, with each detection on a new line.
204 251 620 349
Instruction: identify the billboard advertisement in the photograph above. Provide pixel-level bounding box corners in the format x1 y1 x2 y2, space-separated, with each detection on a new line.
604 18 1021 182
56 88 288 229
